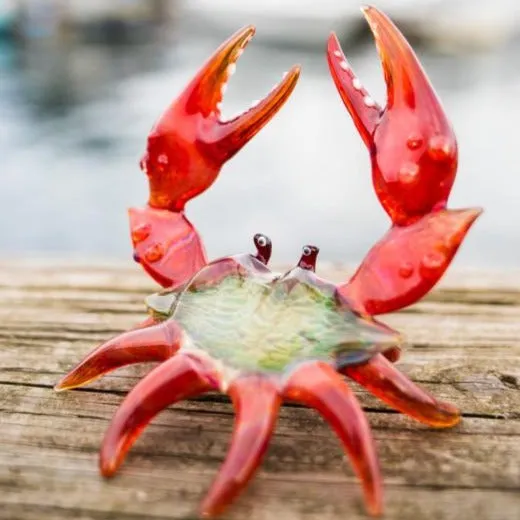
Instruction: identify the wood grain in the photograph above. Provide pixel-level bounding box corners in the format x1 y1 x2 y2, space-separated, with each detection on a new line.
1 260 519 520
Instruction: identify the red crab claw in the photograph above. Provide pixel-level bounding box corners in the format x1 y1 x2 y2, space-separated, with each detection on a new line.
328 6 458 225
339 208 482 316
132 26 300 288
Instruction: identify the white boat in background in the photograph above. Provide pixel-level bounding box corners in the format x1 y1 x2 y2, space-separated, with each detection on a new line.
178 0 520 52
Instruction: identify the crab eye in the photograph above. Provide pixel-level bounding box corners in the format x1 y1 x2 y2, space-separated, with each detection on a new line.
257 235 268 247
302 246 312 256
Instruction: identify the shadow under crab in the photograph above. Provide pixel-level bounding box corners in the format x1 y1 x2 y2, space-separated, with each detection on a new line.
55 6 482 520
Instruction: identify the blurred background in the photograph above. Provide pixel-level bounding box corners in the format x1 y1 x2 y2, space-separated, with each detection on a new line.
1 0 520 269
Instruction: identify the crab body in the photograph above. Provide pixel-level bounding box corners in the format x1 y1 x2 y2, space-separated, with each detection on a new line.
56 6 482 519
146 256 399 379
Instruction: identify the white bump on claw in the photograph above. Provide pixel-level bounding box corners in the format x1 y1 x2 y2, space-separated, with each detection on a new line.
333 50 342 58
158 154 168 165
340 60 349 71
352 77 362 91
251 99 260 108
227 63 236 76
220 83 228 96
363 95 376 107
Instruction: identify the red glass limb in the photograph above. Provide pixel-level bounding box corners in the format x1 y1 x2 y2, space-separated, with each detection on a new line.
283 362 382 516
328 7 458 225
54 320 183 392
343 354 460 428
340 208 482 315
140 26 300 213
129 316 160 330
200 375 281 518
100 353 218 477
129 206 207 288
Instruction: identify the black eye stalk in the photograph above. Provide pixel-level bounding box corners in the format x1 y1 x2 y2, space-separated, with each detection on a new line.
298 245 320 272
253 233 272 265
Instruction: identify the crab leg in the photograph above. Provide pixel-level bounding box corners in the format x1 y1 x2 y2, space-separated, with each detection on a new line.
328 6 458 224
131 27 299 288
342 354 460 428
54 320 183 391
283 361 382 516
201 375 281 518
100 353 218 477
339 208 482 315
130 316 161 330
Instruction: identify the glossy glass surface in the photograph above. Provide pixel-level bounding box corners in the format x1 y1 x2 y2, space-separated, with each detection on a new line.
328 7 458 225
129 26 299 288
169 259 400 374
327 6 482 315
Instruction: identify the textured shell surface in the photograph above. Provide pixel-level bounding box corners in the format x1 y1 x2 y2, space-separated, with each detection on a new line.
145 260 399 375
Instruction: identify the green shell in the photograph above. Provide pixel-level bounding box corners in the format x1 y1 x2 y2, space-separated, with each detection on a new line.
148 263 400 375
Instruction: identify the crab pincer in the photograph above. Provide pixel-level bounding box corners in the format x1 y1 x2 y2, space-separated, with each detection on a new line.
328 6 482 315
131 26 300 288
328 6 458 223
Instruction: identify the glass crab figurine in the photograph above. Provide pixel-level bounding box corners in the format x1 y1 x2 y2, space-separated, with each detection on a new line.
55 6 482 518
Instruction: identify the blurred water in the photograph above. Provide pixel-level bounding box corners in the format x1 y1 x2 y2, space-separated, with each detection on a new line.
1 27 520 269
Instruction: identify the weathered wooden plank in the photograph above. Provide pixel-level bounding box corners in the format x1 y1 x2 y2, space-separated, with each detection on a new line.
1 262 519 519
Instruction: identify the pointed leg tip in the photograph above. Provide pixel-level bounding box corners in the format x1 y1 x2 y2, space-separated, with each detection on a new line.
368 505 383 518
54 371 98 392
99 455 120 479
431 402 461 428
366 497 383 517
198 505 215 518
361 476 383 517
53 383 67 393
199 507 218 519
54 375 81 392
199 494 229 519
